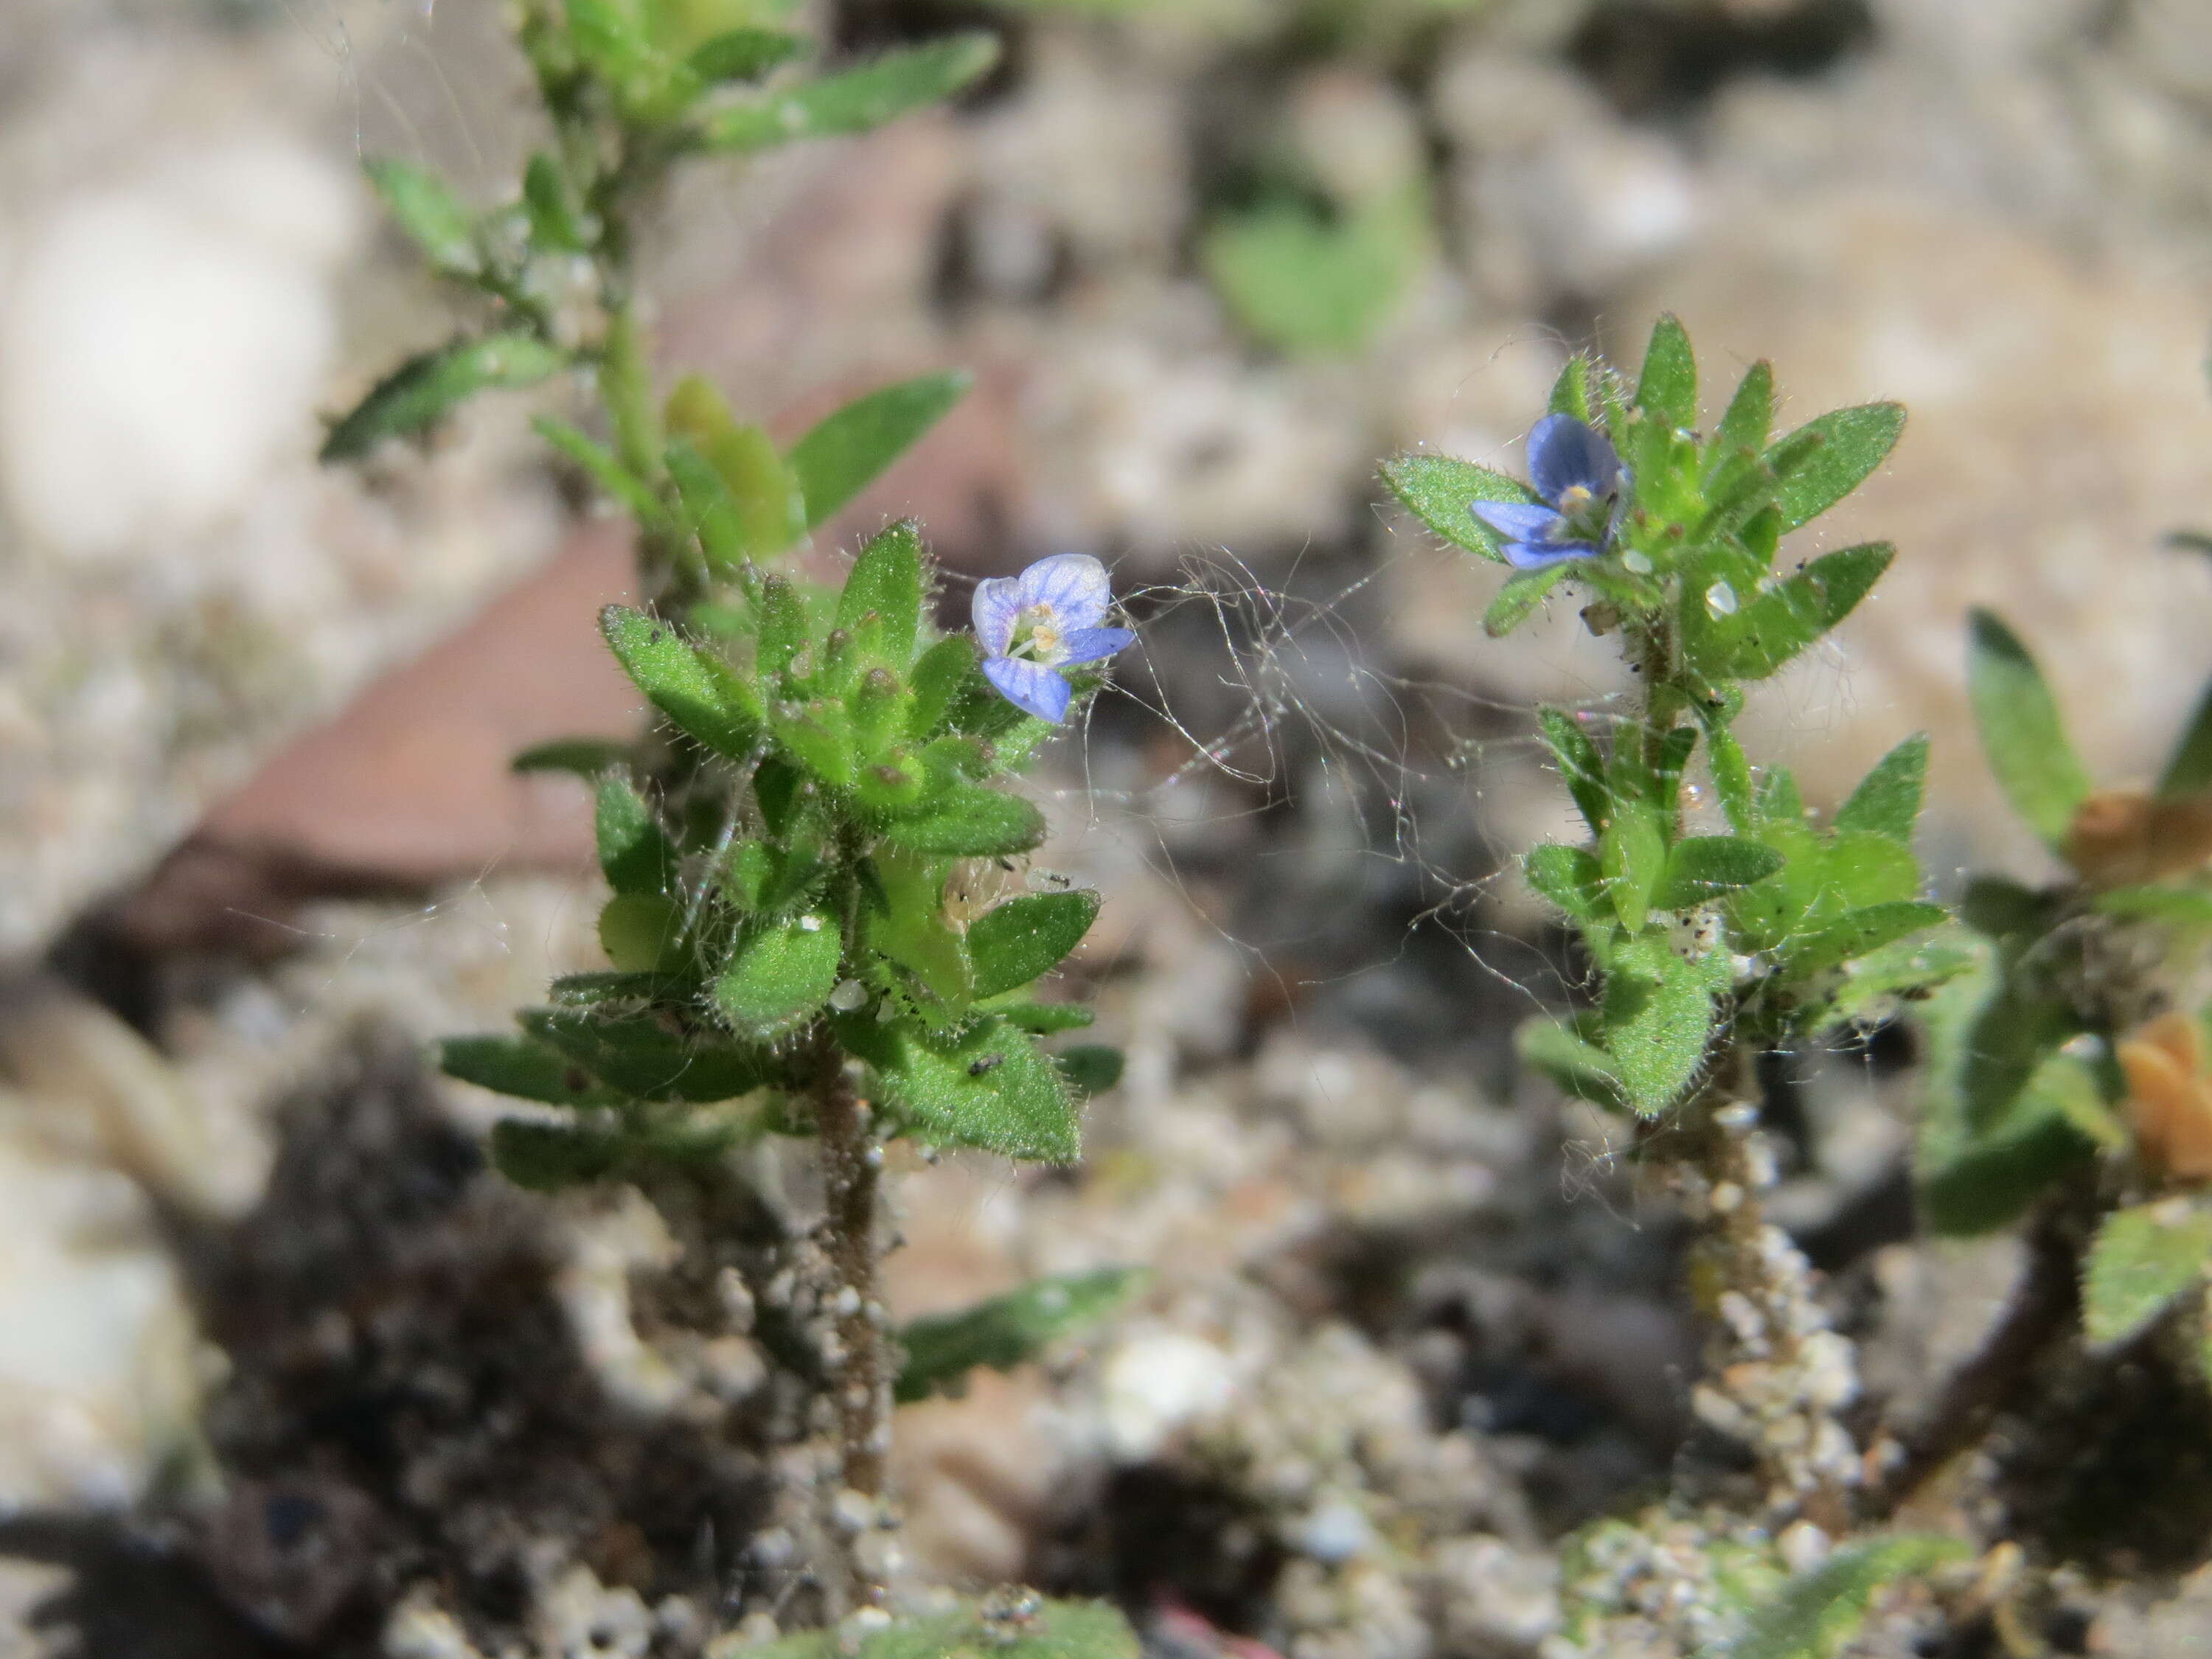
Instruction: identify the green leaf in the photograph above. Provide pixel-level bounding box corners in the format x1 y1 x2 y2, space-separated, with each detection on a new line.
842 1013 1079 1162
1524 842 1604 922
1537 707 1612 835
1484 562 1573 637
1517 1014 1626 1112
598 892 688 972
511 737 633 776
2083 1201 2212 1348
524 1008 779 1102
533 417 661 522
600 605 763 760
967 890 1100 998
1548 353 1594 423
522 153 590 252
994 1001 1095 1034
787 374 971 529
2161 676 2212 798
1709 543 1893 680
490 1119 626 1191
1650 836 1784 909
1702 718 1756 834
1781 900 1947 979
363 157 479 276
1967 609 2090 848
684 26 803 83
1602 934 1723 1115
837 519 927 663
1600 799 1666 934
1201 181 1429 356
1913 950 2096 1236
714 914 843 1039
1833 733 1929 844
439 1033 618 1107
549 970 669 1006
1765 402 1905 531
883 784 1047 858
896 1268 1144 1403
1711 359 1773 462
698 32 1001 151
907 636 977 739
1825 928 1980 1027
1380 453 1540 565
1714 1534 1969 1659
1634 313 1694 428
320 333 566 462
594 776 677 895
1054 1045 1123 1098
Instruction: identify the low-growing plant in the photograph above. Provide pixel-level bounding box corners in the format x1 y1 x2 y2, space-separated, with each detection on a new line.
323 0 1140 1643
1384 316 1975 1645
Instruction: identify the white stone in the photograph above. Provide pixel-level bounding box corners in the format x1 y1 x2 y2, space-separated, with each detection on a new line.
1099 1329 1238 1460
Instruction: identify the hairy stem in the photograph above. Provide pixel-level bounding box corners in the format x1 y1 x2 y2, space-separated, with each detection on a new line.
811 1037 891 1603
1670 1047 1862 1528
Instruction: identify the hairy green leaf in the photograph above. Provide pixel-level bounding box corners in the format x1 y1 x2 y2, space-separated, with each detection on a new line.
843 1013 1079 1162
896 1268 1144 1403
511 737 633 776
1484 561 1573 637
1054 1044 1123 1098
714 914 843 1037
1711 359 1773 462
1537 707 1612 835
1710 543 1893 680
1834 733 1929 844
1602 935 1724 1115
1601 799 1666 934
524 1007 779 1102
601 605 763 759
598 892 687 973
837 519 927 664
967 890 1100 999
1380 453 1541 565
1765 402 1905 531
321 333 565 462
1651 836 1784 910
1548 353 1594 423
883 784 1047 858
1967 609 2090 848
1635 313 1695 428
1517 1014 1627 1112
595 776 676 895
1524 842 1605 922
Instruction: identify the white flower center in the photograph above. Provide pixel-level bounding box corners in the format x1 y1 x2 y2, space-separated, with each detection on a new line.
1010 603 1066 664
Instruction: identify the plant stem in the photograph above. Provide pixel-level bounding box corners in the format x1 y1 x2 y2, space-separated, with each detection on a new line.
1868 1197 2083 1517
810 1037 891 1604
1669 1046 1862 1529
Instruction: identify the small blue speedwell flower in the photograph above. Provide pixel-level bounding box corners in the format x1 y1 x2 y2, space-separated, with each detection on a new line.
1470 414 1630 571
973 553 1136 723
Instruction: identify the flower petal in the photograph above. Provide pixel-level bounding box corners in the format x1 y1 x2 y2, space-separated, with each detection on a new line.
1526 414 1621 506
972 577 1023 656
984 654 1073 723
1015 553 1113 630
1056 625 1135 667
1501 538 1599 571
1470 500 1564 543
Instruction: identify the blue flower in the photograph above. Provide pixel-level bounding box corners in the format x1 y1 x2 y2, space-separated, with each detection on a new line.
1470 414 1629 571
973 553 1136 723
